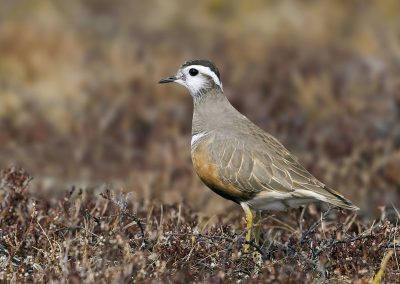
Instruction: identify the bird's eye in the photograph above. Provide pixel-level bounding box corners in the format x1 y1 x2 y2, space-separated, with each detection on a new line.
189 68 199 76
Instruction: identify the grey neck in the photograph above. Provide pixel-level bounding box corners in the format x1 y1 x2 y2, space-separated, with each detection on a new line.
192 88 240 135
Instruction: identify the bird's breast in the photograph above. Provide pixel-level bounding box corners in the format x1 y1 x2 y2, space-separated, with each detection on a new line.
191 134 252 203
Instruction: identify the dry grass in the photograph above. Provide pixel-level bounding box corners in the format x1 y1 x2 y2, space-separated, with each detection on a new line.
0 167 399 282
1 1 400 282
0 1 399 217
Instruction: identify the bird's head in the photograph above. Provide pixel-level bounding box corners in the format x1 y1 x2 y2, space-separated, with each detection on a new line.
159 59 223 97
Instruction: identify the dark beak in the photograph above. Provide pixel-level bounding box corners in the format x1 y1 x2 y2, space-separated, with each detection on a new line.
158 76 177 84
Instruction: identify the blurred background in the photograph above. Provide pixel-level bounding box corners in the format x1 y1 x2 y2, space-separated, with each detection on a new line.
0 0 399 218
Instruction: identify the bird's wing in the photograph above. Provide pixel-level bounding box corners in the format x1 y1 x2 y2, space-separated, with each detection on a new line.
207 129 357 209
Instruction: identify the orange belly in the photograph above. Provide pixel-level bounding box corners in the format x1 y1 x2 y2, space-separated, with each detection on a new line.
191 137 253 203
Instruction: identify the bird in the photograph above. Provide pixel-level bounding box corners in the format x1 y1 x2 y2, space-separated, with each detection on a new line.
159 59 359 252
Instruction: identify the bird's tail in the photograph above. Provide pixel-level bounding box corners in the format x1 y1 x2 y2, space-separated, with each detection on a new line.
322 185 359 211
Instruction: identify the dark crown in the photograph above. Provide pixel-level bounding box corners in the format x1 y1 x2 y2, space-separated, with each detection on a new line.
181 59 221 81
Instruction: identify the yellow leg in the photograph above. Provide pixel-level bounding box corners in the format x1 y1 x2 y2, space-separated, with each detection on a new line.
253 210 262 260
240 203 253 253
254 210 261 246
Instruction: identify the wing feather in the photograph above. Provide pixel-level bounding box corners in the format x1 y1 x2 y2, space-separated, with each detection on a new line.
205 128 357 209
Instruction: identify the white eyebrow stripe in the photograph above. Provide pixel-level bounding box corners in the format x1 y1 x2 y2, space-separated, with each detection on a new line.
186 65 223 91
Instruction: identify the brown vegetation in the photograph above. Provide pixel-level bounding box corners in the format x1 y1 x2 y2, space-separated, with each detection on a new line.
0 167 399 282
1 1 400 217
1 0 400 282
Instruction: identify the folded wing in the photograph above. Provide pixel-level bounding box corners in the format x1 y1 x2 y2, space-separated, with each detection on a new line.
207 130 358 210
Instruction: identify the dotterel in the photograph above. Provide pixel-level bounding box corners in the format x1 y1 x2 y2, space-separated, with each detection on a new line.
159 59 359 252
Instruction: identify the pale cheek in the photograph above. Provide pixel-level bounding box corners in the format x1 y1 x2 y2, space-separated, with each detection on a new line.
174 79 201 95
187 78 208 93
174 79 186 88
174 77 209 96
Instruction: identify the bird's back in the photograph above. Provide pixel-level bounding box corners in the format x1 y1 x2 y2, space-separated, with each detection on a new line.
191 92 359 211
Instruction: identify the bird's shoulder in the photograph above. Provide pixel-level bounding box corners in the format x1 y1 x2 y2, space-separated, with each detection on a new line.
192 120 326 195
